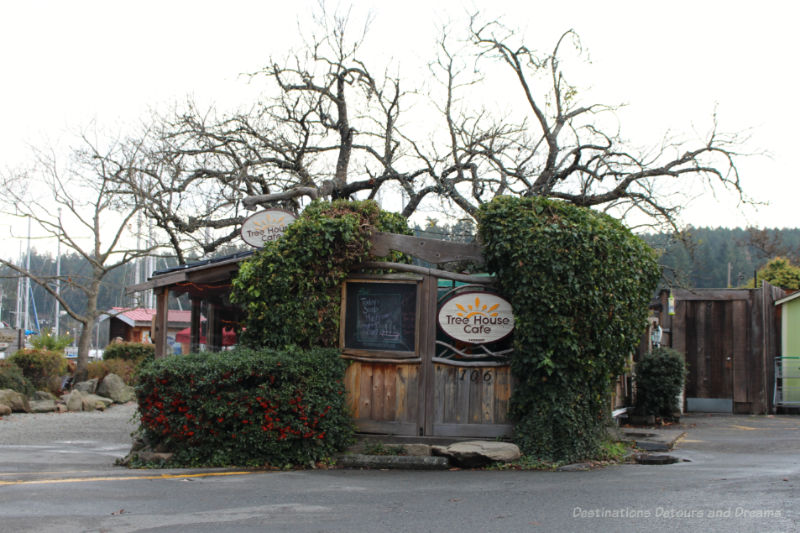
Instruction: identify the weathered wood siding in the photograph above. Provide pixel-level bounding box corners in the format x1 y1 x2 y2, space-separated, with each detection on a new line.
344 361 420 435
431 364 513 437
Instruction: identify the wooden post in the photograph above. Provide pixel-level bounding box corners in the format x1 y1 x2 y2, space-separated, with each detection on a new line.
420 275 438 436
207 302 220 351
153 288 170 359
190 297 201 353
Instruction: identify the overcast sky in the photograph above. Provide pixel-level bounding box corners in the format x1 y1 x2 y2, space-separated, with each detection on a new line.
1 0 797 240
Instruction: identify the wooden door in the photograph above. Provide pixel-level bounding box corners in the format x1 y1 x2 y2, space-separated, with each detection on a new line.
677 297 746 412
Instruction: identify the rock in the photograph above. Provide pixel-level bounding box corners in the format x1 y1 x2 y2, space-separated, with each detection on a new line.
402 444 432 457
84 394 114 408
0 389 31 413
66 391 85 411
33 391 58 402
73 379 99 394
432 440 521 468
56 403 67 413
0 404 11 416
96 374 135 404
29 399 58 413
132 451 173 464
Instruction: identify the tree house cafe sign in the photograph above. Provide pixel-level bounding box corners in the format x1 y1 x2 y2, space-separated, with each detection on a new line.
438 292 514 344
241 209 297 247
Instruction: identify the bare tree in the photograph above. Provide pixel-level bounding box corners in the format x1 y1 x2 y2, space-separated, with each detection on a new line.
0 133 156 380
116 11 746 260
741 227 800 264
437 19 744 226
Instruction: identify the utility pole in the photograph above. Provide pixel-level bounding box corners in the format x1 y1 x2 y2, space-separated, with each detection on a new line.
23 216 31 334
15 241 22 329
55 208 62 337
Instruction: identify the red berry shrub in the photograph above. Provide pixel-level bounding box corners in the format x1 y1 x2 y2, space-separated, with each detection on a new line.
135 347 353 467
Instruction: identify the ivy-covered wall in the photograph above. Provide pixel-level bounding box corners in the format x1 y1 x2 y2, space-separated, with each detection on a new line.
478 196 660 461
231 200 410 349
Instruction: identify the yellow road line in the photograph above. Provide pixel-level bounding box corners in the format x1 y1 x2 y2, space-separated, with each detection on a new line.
0 471 258 486
0 470 95 477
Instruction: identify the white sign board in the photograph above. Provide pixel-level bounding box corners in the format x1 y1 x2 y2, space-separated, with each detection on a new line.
438 292 514 344
241 209 297 248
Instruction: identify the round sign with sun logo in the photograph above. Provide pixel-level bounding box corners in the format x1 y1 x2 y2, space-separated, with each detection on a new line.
437 291 515 344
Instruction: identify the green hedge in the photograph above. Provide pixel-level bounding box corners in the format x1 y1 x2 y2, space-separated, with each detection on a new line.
134 347 353 467
635 347 687 417
103 342 155 363
478 196 660 462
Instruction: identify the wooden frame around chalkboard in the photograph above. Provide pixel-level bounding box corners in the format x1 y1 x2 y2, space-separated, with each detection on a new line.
339 275 423 361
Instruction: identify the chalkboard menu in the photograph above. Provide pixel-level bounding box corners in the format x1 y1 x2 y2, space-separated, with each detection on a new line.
342 281 418 354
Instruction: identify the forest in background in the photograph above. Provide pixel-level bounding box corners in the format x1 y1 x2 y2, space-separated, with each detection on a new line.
3 225 799 335
642 227 800 289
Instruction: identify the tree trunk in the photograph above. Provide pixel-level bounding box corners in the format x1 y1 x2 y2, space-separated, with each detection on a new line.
74 320 94 383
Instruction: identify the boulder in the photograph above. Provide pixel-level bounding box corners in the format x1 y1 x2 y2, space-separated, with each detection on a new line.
0 404 11 416
34 391 58 402
29 399 58 413
66 391 85 412
96 374 135 404
82 394 113 411
0 389 31 413
73 379 99 394
432 440 521 468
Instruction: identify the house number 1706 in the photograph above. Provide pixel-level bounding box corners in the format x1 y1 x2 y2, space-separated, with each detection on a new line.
459 369 493 383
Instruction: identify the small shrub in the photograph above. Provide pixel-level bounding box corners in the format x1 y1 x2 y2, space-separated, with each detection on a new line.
29 329 73 351
88 359 137 385
635 347 687 418
8 349 68 392
134 346 353 467
103 342 155 364
0 360 35 396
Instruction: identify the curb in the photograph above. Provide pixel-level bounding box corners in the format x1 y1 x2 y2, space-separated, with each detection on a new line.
619 429 685 452
336 454 450 470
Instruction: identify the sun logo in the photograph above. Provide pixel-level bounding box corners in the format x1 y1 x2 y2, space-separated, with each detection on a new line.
456 297 499 319
253 215 284 231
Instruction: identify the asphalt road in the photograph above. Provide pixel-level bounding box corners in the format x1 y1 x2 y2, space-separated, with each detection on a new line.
0 407 798 533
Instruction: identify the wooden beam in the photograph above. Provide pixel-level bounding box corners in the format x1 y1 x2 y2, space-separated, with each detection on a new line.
360 261 493 285
673 289 752 301
370 232 484 265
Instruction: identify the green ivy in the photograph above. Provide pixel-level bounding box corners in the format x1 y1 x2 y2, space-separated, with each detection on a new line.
231 199 410 349
478 196 660 462
134 346 354 467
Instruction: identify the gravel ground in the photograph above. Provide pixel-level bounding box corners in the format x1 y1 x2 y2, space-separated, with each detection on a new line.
0 403 139 446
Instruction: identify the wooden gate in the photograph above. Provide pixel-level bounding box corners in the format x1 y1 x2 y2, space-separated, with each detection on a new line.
671 284 784 414
341 232 514 437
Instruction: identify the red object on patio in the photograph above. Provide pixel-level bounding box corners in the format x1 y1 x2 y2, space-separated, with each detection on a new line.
175 327 205 345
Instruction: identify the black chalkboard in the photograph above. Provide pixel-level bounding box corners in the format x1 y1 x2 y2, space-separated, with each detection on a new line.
343 281 418 353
